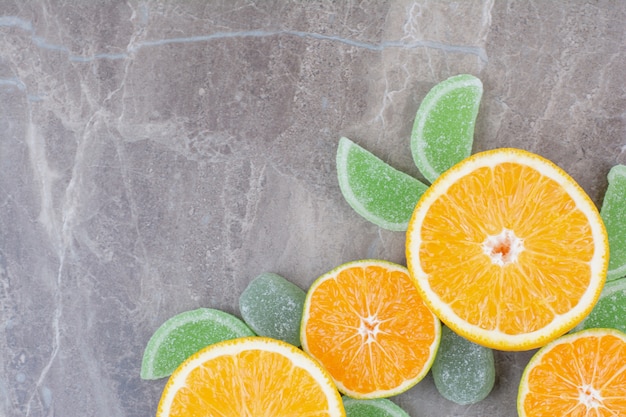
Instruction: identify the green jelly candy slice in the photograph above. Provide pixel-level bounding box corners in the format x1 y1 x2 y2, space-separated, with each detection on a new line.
239 272 306 346
140 308 254 379
601 165 626 281
336 136 428 231
411 74 483 183
573 278 626 333
432 326 495 405
342 397 410 417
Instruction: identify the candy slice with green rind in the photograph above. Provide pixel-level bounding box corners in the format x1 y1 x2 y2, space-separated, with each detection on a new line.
573 277 626 333
601 165 626 281
140 308 254 380
239 272 306 346
342 397 410 417
411 74 483 183
431 326 495 405
336 136 428 231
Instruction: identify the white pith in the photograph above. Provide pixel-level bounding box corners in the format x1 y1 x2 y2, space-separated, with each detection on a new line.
357 314 382 344
482 228 524 266
578 383 603 409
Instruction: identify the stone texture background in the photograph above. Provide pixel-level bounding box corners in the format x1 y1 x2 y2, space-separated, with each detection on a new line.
1 1 624 416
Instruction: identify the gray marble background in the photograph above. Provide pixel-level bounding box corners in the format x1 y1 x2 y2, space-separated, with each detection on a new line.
1 1 625 416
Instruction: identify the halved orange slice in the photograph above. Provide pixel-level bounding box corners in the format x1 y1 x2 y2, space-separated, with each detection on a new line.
301 259 441 399
518 328 626 416
406 148 608 351
157 336 345 416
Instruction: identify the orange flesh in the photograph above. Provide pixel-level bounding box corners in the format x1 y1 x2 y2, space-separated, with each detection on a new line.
167 349 333 416
419 163 595 335
522 334 626 416
304 265 438 394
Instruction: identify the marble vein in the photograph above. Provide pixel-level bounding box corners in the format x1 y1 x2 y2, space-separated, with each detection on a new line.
21 114 65 417
0 15 488 64
0 77 26 90
136 30 488 63
4 3 622 416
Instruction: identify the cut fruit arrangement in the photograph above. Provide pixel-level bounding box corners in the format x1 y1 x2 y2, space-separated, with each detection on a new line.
142 75 626 416
518 328 626 416
406 148 608 351
144 262 442 416
300 260 440 399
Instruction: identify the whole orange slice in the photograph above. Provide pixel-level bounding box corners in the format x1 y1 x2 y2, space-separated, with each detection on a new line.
157 336 345 417
406 148 608 351
518 328 626 416
300 259 441 399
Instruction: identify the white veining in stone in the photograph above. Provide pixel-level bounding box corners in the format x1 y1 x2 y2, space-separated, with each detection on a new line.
1 1 624 417
0 15 488 64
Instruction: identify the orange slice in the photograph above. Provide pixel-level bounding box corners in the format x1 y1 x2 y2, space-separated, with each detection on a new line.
518 328 626 416
157 336 345 417
406 148 608 351
300 259 441 399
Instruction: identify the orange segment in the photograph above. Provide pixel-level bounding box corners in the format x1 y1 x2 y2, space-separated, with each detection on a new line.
518 328 626 416
406 148 608 351
157 337 345 417
301 260 441 399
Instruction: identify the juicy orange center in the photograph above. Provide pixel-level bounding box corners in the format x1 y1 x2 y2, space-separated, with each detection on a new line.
358 314 382 344
522 333 626 415
417 162 596 336
482 228 524 266
578 384 603 410
304 264 438 395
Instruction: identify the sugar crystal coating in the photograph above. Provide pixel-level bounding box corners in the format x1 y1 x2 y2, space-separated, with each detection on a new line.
411 74 482 183
141 308 254 379
239 272 306 346
432 326 495 405
573 278 626 333
601 165 626 281
342 397 410 417
337 137 428 231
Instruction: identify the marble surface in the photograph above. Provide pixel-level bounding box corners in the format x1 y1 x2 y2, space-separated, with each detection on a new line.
1 1 625 416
